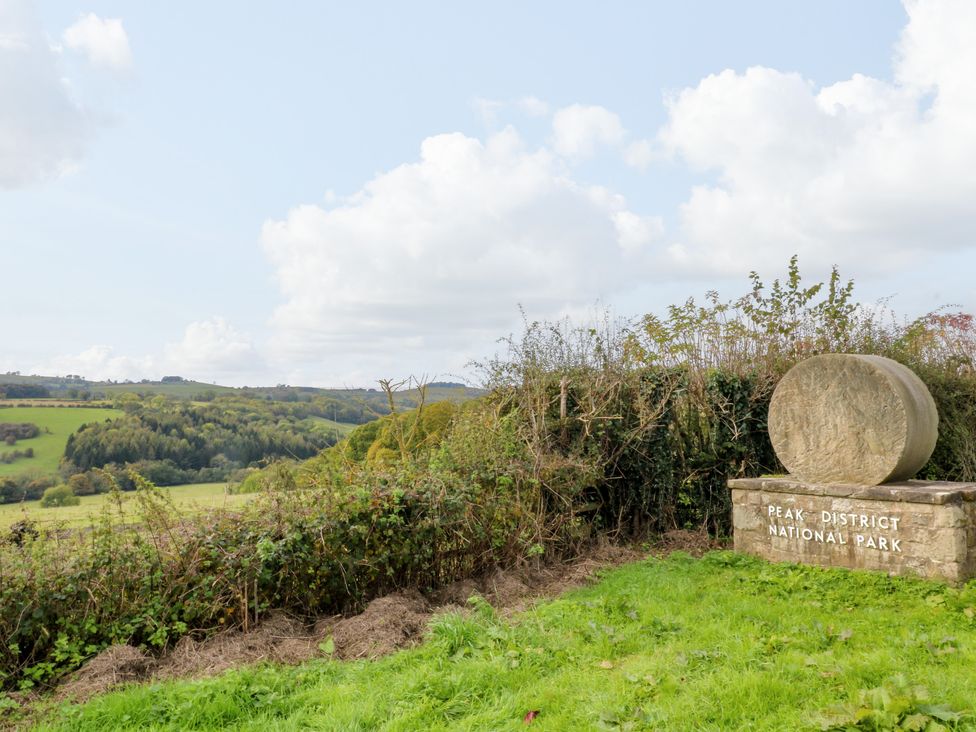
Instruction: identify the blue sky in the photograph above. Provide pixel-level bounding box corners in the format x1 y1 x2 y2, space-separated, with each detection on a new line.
3 1 975 386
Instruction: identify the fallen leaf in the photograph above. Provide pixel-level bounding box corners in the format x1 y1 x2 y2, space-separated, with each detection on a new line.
523 710 540 724
598 660 614 669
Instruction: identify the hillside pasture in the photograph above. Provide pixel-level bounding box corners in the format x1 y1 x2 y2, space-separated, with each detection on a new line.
97 381 235 399
0 482 255 530
0 400 113 408
0 407 118 478
303 416 357 440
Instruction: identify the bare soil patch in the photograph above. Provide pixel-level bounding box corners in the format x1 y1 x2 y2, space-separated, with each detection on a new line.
332 589 431 660
53 645 151 703
31 540 653 713
648 528 726 557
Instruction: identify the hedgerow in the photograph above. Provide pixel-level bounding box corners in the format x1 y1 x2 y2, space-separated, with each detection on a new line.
0 448 566 691
2 257 975 693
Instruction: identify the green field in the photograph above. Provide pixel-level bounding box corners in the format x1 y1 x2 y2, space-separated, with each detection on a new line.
0 482 256 530
0 407 118 478
36 552 976 730
304 416 358 440
97 381 236 398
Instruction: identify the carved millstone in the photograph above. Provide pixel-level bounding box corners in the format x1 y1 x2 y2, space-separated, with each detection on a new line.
729 354 976 584
768 354 939 486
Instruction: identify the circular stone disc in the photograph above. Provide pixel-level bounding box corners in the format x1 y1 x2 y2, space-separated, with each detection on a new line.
768 354 938 485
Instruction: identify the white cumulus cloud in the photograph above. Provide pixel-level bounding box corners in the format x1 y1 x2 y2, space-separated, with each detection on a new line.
36 318 261 384
656 0 976 276
0 0 90 188
37 346 154 384
550 103 626 159
261 127 662 385
162 317 261 377
63 13 132 71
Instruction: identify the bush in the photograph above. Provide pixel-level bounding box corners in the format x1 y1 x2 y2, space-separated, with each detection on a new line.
39 484 80 508
0 473 56 504
0 423 39 444
0 459 556 690
474 259 976 534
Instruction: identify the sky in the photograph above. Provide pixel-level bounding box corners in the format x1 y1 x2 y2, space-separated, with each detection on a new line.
2 0 975 387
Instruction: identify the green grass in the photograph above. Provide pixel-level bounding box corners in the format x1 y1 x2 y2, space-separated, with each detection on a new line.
98 381 235 398
35 552 976 731
0 407 118 478
304 416 358 440
0 482 256 530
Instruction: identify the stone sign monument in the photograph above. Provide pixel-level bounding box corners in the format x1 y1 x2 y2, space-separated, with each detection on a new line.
730 353 976 583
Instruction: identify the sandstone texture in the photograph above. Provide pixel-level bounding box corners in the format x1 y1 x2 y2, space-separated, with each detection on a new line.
730 478 976 584
768 354 938 485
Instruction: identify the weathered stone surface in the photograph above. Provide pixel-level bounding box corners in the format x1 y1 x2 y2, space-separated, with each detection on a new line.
728 477 976 505
730 478 976 584
768 354 938 485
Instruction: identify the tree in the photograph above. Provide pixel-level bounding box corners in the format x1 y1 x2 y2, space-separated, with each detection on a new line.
67 472 96 496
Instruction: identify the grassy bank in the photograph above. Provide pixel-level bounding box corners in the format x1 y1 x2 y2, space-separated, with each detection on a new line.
0 407 118 478
37 552 976 731
0 483 254 530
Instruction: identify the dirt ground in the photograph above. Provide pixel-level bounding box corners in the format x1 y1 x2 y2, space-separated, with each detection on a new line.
7 531 720 725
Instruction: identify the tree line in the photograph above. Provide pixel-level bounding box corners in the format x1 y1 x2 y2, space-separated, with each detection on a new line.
60 395 342 489
0 423 40 444
0 384 50 399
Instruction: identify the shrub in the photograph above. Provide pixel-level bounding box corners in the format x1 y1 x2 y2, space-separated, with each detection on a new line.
39 484 80 508
0 458 557 690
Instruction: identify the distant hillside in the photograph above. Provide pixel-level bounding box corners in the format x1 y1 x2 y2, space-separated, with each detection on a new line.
1 373 484 409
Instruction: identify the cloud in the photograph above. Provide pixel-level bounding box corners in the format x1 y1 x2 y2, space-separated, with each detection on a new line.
656 0 976 276
35 318 261 384
550 103 654 169
550 104 626 159
261 127 662 385
37 346 154 384
473 95 551 128
62 13 132 71
623 139 654 170
518 95 550 117
162 318 261 377
0 0 90 188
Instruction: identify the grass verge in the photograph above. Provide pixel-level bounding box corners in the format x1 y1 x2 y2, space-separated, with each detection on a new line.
33 552 976 731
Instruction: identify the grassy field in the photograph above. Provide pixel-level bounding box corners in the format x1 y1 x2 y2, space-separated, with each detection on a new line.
304 416 358 440
0 400 113 408
0 406 118 478
98 381 236 398
35 552 976 731
0 482 256 530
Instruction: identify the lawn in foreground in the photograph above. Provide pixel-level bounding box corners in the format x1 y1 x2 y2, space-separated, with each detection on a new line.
0 482 255 529
0 406 118 478
39 552 976 731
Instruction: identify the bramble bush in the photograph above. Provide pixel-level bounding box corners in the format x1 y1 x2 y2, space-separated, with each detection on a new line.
0 428 565 691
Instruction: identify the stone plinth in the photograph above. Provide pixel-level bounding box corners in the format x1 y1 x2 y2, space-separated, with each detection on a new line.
768 354 938 485
730 477 976 584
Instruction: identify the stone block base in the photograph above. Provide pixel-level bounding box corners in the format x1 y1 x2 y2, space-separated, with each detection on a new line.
729 477 976 584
